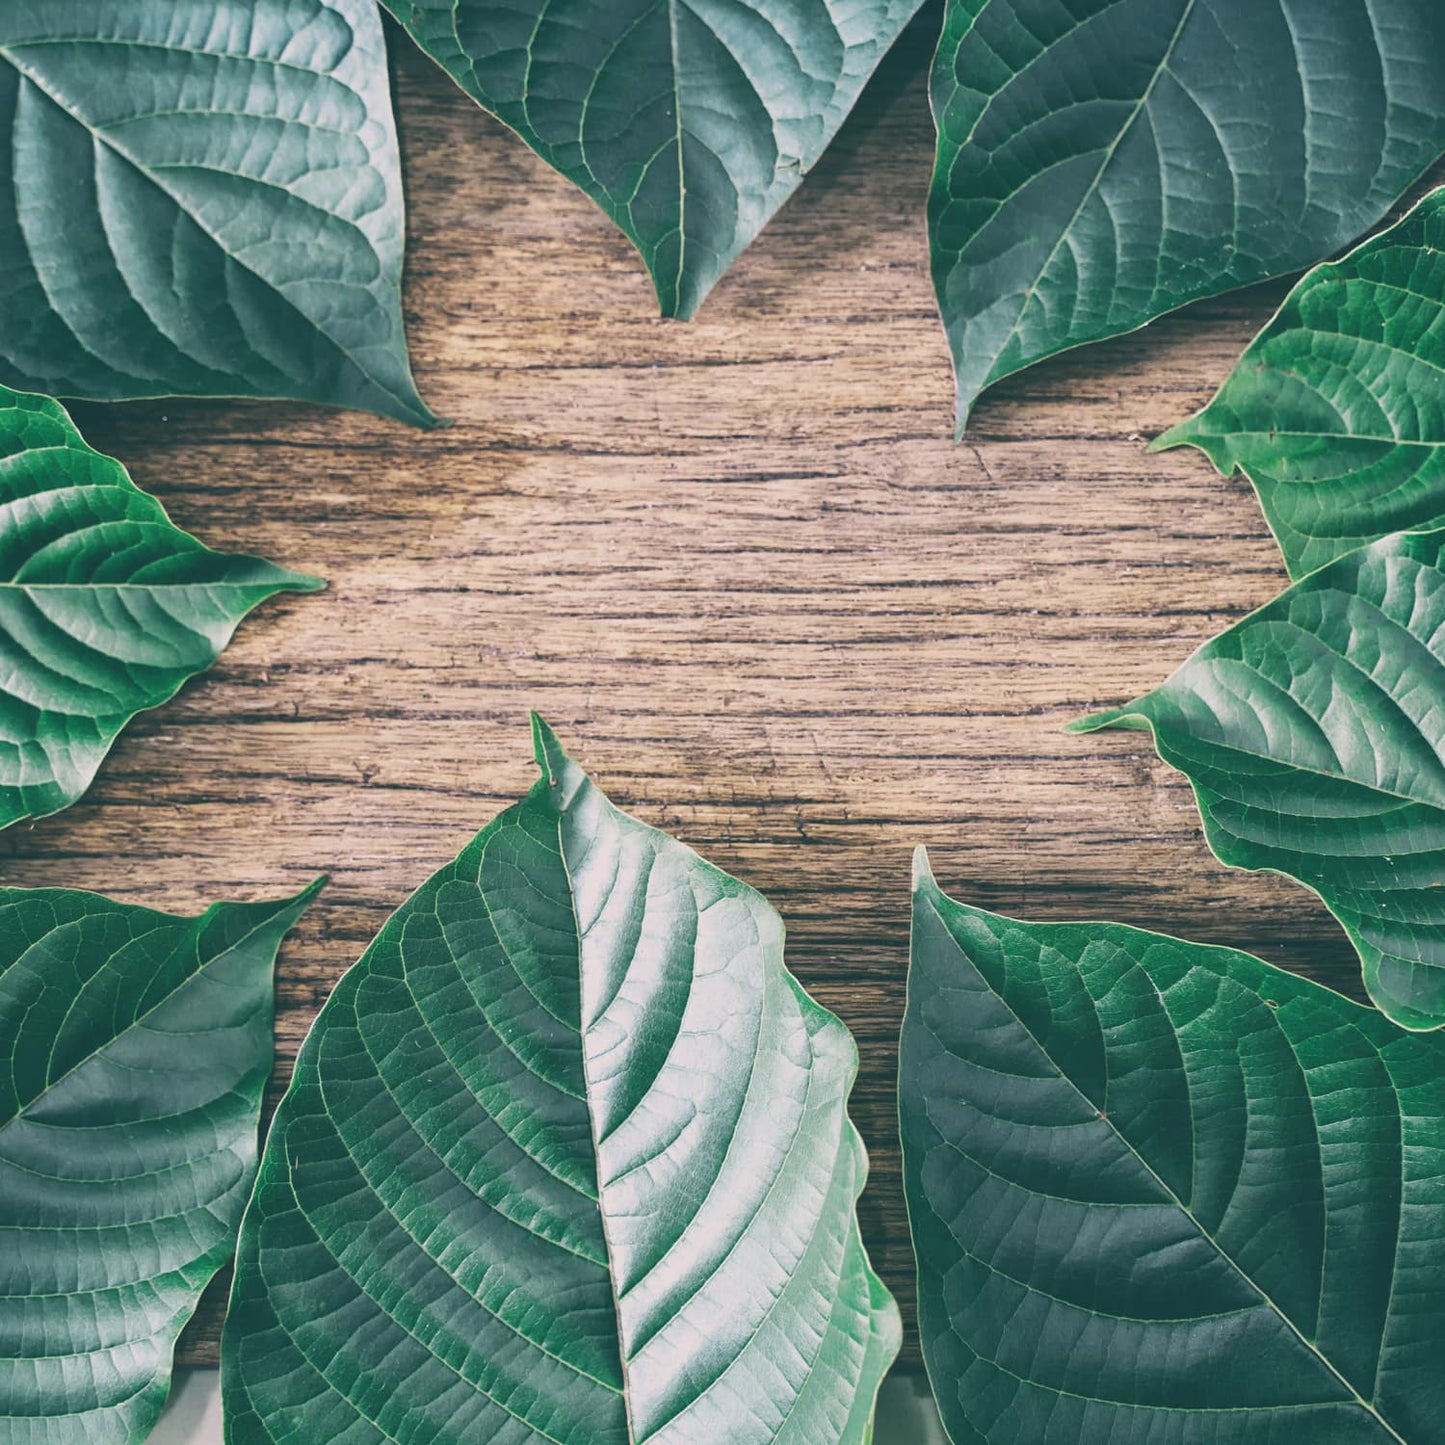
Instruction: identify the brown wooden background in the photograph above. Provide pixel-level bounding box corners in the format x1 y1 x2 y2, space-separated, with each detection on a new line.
0 18 1388 1366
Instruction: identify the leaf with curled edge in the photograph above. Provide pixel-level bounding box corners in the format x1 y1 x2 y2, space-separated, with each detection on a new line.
0 1 432 425
930 0 1445 433
222 716 897 1445
1072 526 1445 1031
0 381 322 829
1156 186 1445 579
903 851 1445 1444
0 879 321 1444
384 0 924 320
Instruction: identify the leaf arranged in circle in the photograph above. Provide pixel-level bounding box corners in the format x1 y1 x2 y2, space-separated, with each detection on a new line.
0 382 322 830
384 0 923 319
0 1 433 425
1157 186 1445 579
222 717 897 1444
902 851 1445 1445
930 0 1445 432
0 880 321 1444
1073 527 1445 1031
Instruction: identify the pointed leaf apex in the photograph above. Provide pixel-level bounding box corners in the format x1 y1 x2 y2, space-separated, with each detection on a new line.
530 713 566 780
912 845 937 895
1150 419 1198 454
290 875 330 909
1065 704 1137 735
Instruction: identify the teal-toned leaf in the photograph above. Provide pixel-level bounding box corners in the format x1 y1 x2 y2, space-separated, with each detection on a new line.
222 717 897 1444
384 0 923 319
0 1 433 426
0 382 322 830
930 0 1445 433
1072 527 1445 1030
0 879 321 1444
1156 186 1445 579
902 850 1445 1445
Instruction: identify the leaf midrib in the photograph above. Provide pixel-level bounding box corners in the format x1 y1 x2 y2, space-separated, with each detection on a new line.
984 0 1199 384
921 890 1408 1443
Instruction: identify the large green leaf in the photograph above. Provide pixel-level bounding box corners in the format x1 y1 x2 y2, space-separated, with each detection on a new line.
222 717 897 1444
930 0 1445 432
902 851 1445 1445
384 0 923 319
0 382 322 830
0 880 321 1444
1072 527 1445 1031
0 1 432 426
1156 186 1445 579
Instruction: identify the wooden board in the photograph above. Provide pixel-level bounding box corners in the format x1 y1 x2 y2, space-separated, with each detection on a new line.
1 17 1416 1367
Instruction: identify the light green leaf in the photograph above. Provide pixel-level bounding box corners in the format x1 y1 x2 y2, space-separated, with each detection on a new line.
930 0 1445 433
1072 527 1445 1030
222 717 897 1444
0 879 321 1444
1156 186 1445 579
0 383 322 830
0 1 433 426
903 850 1445 1445
384 0 923 319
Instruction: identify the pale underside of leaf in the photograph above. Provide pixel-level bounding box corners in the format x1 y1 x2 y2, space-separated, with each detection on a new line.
0 881 320 1445
1072 527 1445 1030
0 1 432 424
902 852 1445 1445
384 0 923 319
1155 185 1445 578
222 718 897 1444
0 382 322 829
930 0 1445 433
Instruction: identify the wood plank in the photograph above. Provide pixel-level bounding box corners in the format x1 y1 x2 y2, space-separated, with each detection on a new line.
2 17 1418 1367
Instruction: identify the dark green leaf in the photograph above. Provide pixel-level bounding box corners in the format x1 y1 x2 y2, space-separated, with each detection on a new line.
385 0 922 319
0 382 322 830
1072 527 1445 1030
0 1 433 426
223 717 897 1444
1157 186 1445 578
0 879 321 1444
903 850 1445 1444
930 0 1445 432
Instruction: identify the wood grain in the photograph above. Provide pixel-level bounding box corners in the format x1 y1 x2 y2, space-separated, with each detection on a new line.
2 15 1426 1368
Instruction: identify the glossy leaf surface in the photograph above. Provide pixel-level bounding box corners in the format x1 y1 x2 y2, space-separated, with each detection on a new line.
0 2 432 425
903 852 1445 1444
0 383 322 830
385 0 922 319
223 718 897 1444
0 881 320 1444
930 0 1445 431
1074 528 1445 1030
1158 186 1445 578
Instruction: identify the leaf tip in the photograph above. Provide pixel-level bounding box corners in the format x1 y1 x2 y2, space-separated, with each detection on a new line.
1065 705 1134 735
912 844 937 895
1149 420 1194 454
529 713 568 787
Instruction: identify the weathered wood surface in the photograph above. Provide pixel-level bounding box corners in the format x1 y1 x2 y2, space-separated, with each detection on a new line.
3 18 1421 1367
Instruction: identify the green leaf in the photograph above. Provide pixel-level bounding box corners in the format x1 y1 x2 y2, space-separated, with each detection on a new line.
930 0 1445 433
0 879 321 1444
0 1 433 426
902 850 1445 1445
1156 186 1445 579
0 382 323 830
1071 527 1445 1031
384 0 923 319
222 717 897 1444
